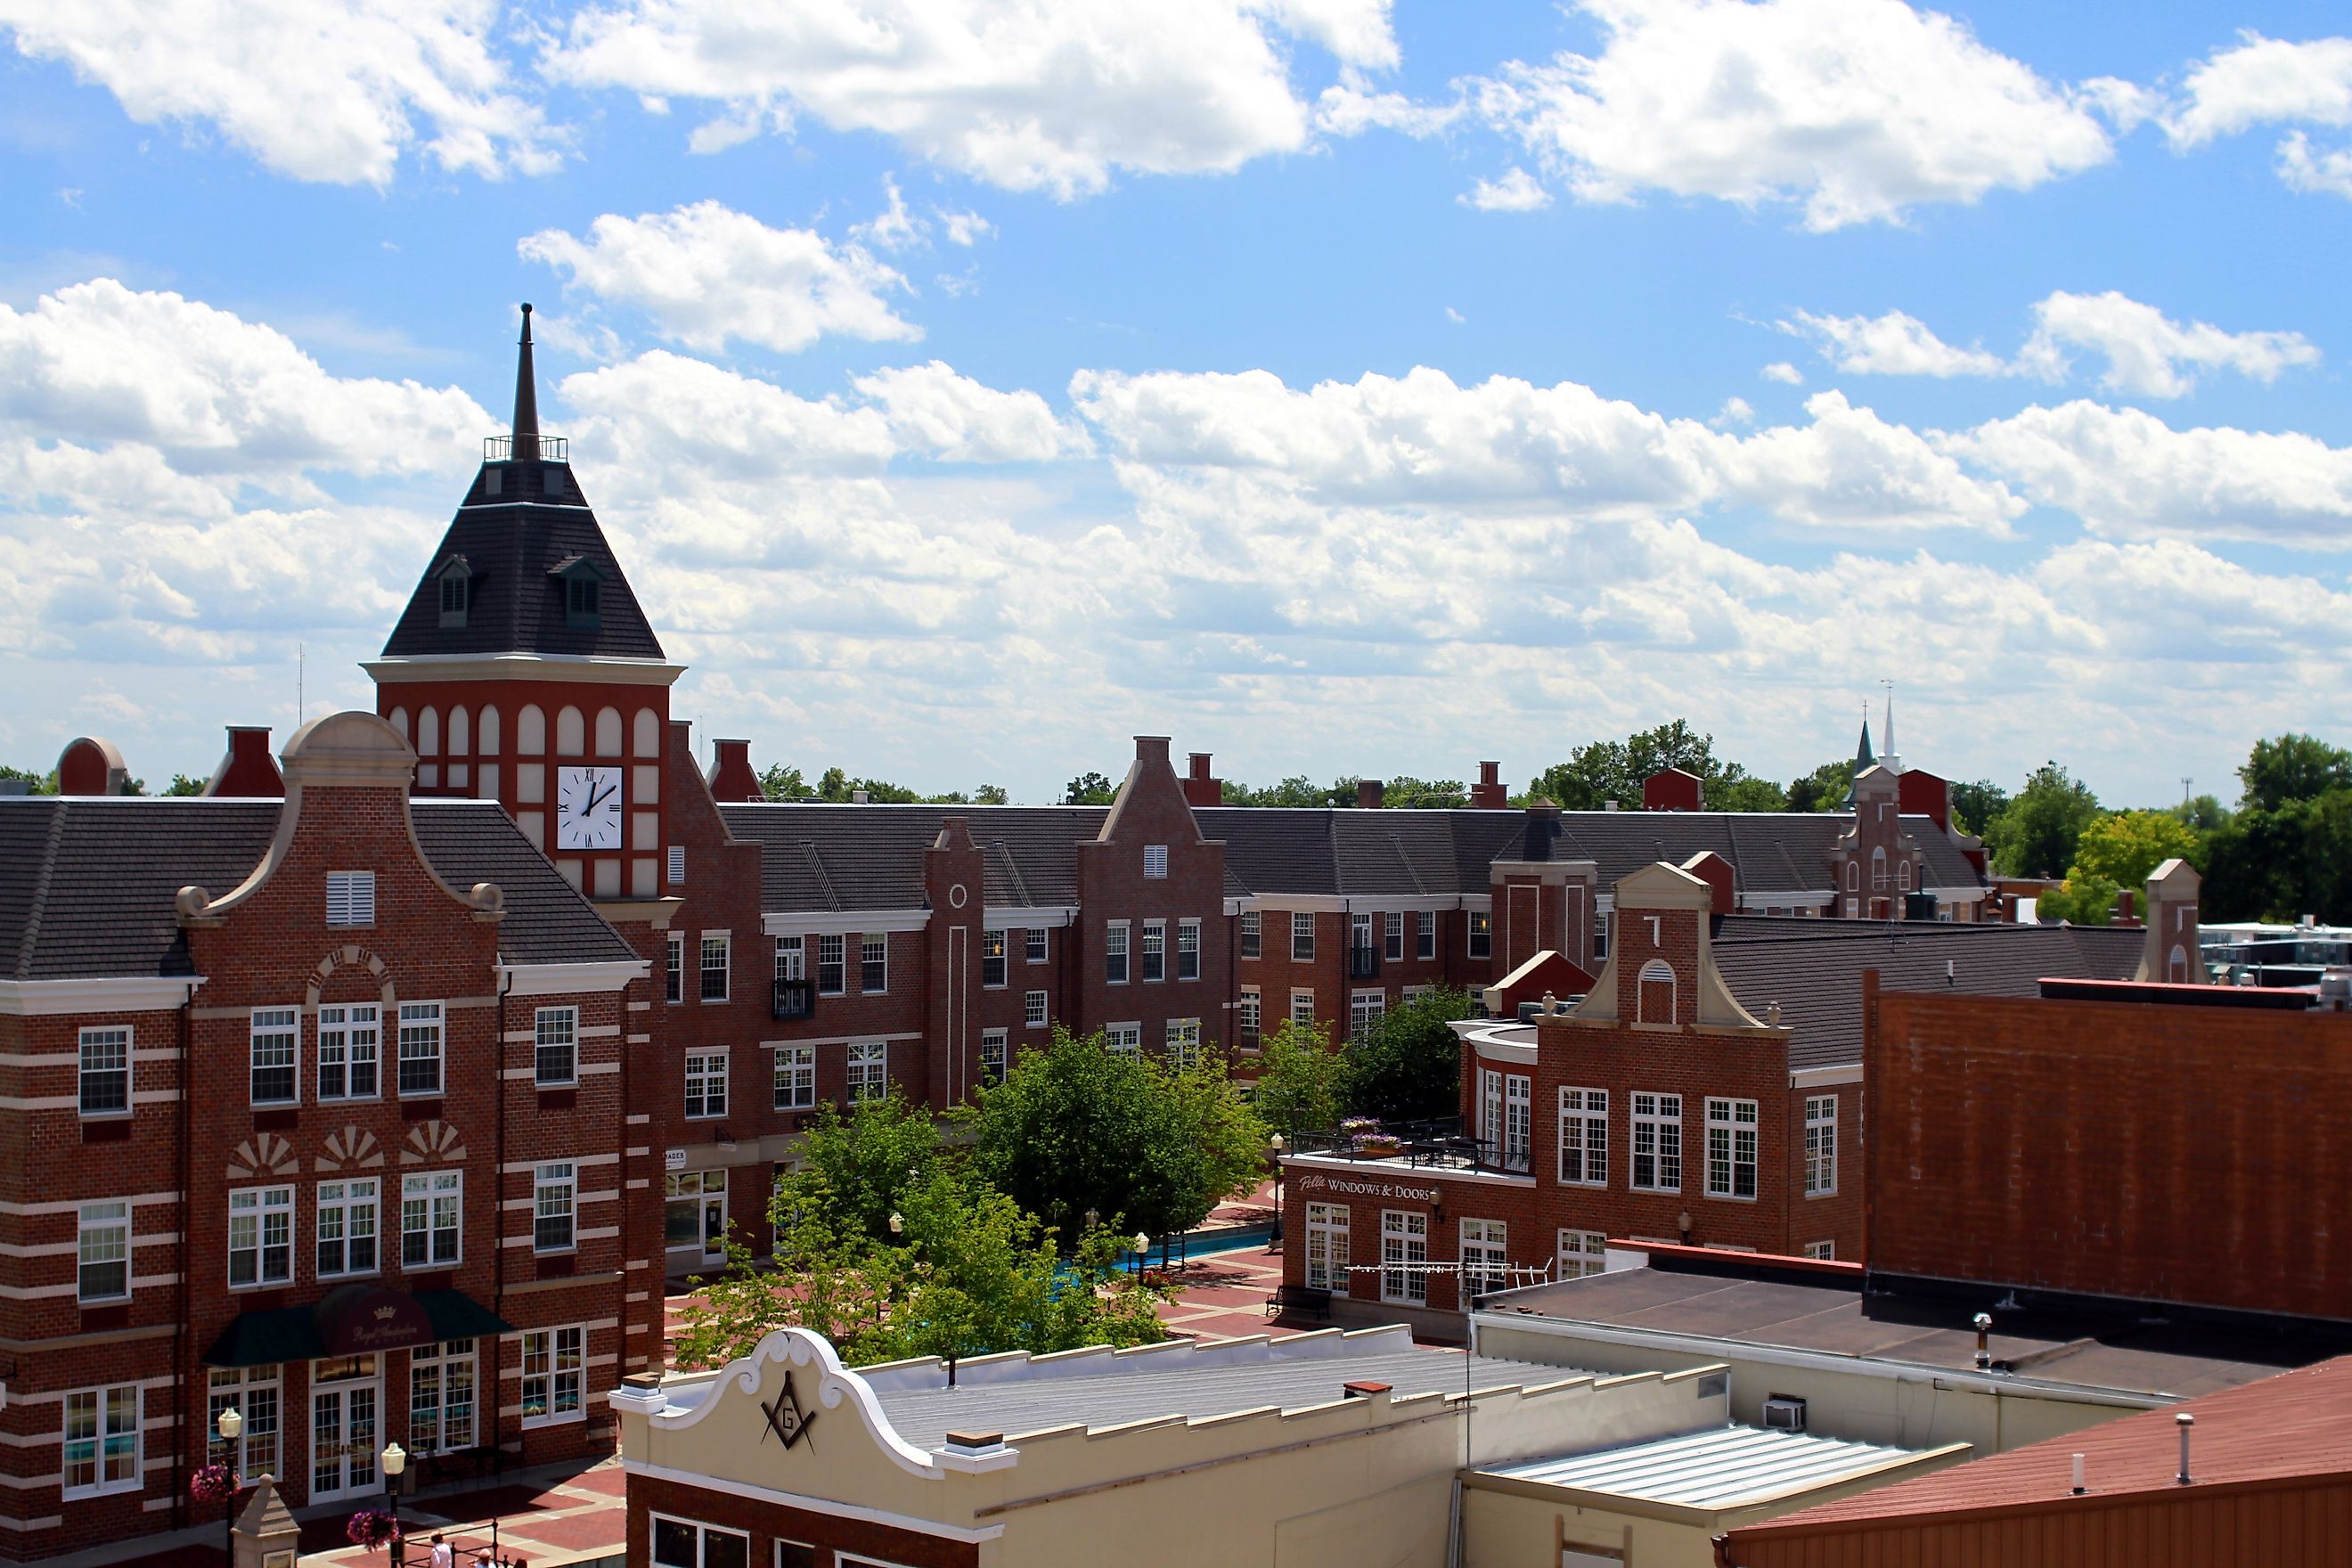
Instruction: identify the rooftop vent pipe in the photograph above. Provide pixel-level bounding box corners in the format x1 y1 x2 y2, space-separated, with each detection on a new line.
2176 1411 2194 1485
1972 1311 1993 1370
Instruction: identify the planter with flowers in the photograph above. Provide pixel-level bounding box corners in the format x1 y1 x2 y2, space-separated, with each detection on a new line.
189 1463 235 1506
347 1508 400 1553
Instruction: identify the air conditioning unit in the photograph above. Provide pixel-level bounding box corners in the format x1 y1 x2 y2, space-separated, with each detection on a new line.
1761 1395 1808 1432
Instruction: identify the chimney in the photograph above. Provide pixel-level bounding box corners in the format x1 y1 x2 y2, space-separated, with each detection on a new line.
851 788 870 805
206 726 284 799
55 736 129 796
1470 760 1509 810
1181 751 1222 808
2115 889 2137 927
2137 859 2204 985
1357 778 1384 811
707 738 762 804
1643 768 1704 813
1135 735 1172 767
1678 851 1735 915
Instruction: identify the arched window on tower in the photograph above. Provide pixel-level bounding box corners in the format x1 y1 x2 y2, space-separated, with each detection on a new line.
633 708 660 759
595 706 623 757
417 706 440 757
1898 859 1914 892
478 706 501 755
1844 861 1859 892
448 706 470 756
1637 959 1677 1025
2168 945 2191 983
517 705 544 755
1871 846 1888 893
556 706 584 756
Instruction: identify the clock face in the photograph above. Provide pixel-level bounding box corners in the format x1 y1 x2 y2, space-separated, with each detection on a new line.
555 765 624 851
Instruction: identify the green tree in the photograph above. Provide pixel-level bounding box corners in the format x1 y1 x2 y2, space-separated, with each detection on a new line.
973 783 1009 804
784 1091 947 1243
163 773 208 796
816 766 851 801
0 765 53 795
1713 775 1788 812
1784 759 1855 815
759 764 813 800
1339 987 1473 1123
2170 794 2232 833
2070 810 2204 894
1221 776 1331 807
1064 771 1117 805
2034 872 2120 926
2205 785 2352 924
1531 722 1784 812
2238 733 2352 813
1251 1019 1343 1136
1982 764 2101 878
1948 780 2010 837
1383 776 1468 809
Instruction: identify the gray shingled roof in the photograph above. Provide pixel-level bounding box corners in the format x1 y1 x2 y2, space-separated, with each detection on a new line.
0 797 633 979
718 804 1110 911
1708 915 2144 1070
379 461 665 661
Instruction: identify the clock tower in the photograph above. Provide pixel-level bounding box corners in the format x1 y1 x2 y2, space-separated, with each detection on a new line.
367 305 683 912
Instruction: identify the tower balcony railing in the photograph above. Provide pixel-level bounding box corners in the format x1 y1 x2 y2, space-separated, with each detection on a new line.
1347 944 1381 980
772 978 816 1021
484 434 568 463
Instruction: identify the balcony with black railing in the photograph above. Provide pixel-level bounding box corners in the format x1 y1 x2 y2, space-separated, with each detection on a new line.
1278 1116 1520 1174
483 434 569 463
772 978 815 1021
1347 944 1381 979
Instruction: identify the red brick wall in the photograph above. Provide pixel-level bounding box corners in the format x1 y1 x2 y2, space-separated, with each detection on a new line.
630 1474 976 1568
1868 989 2352 1319
1073 741 1230 1058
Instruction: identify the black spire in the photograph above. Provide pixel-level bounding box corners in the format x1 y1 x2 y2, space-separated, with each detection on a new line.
512 302 539 462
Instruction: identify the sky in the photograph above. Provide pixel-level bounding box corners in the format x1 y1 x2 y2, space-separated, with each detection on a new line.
2 1 2349 807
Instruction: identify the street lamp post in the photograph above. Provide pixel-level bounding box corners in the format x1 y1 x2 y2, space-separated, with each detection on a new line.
1268 1133 1286 1246
1132 1232 1151 1280
213 1408 242 1563
380 1442 408 1567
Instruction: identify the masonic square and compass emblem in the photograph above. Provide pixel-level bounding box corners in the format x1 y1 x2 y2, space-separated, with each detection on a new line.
759 1370 818 1453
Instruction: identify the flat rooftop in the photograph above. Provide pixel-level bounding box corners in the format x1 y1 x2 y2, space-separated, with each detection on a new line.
1481 1255 2350 1401
1480 1424 1951 1513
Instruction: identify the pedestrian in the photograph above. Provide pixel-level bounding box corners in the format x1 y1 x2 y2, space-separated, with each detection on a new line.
429 1533 453 1568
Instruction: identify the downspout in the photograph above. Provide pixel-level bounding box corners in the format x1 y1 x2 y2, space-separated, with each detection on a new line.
171 985 193 1531
494 963 510 1453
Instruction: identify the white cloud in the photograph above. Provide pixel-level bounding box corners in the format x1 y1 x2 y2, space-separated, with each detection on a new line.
2163 32 2352 149
0 0 558 185
1444 306 1467 325
1315 78 1463 138
557 351 898 480
1472 0 2115 231
545 0 1384 198
937 208 995 247
853 176 924 253
1460 167 1552 211
1785 308 2008 377
2281 130 2352 198
1760 362 1804 385
519 201 920 354
852 362 1092 463
2019 290 2321 397
1711 396 1755 429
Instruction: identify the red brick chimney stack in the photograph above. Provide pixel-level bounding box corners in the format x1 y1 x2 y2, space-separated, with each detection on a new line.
707 738 762 804
205 726 284 798
1357 778 1384 810
56 736 128 796
1181 751 1222 808
1470 760 1509 810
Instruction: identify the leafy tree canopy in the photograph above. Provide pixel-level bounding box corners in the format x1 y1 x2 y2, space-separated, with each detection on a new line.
1948 779 2010 837
1065 771 1117 805
1339 986 1474 1123
1983 763 2101 879
1784 759 1855 815
1253 1019 1343 1137
1531 721 1784 813
2238 733 2352 813
2070 810 2204 894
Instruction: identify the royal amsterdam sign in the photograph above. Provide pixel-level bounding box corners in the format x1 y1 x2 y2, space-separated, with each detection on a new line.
1294 1173 1442 1204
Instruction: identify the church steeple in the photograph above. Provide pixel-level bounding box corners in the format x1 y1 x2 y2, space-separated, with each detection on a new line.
512 303 540 463
1842 712 1874 809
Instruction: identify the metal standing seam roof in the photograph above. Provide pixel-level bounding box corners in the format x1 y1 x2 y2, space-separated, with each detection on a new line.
1483 1424 1930 1511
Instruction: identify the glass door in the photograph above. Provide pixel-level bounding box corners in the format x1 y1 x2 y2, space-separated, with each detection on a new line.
308 1357 380 1503
700 1170 729 1267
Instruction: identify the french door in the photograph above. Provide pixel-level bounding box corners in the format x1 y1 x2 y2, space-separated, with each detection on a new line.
309 1358 381 1503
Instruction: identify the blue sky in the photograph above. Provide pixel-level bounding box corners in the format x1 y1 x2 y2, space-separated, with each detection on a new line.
2 0 2349 805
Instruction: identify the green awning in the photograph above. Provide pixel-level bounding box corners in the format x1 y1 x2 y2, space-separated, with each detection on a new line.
203 1287 513 1368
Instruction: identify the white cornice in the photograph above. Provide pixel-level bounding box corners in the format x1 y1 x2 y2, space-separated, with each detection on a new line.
495 960 649 997
1789 1064 1862 1088
0 977 202 1017
764 910 932 936
365 654 686 688
981 906 1076 929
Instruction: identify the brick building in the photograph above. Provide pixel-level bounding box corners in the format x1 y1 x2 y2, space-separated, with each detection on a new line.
0 712 650 1556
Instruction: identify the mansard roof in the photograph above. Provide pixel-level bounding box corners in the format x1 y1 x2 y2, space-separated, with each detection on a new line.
0 797 636 979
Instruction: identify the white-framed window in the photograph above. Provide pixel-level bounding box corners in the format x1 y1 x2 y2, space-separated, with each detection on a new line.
1025 927 1049 964
1899 858 1915 891
1557 1229 1607 1280
1178 918 1201 981
1141 920 1165 982
1165 1017 1202 1070
1595 911 1612 960
325 870 375 927
666 931 685 1004
249 1006 298 1106
667 845 686 886
1105 1023 1141 1058
1461 1218 1509 1299
409 1340 476 1453
1417 910 1435 960
1872 845 1890 893
1802 1239 1836 1262
402 1170 461 1268
1349 989 1386 1039
61 1384 140 1498
1843 896 1858 918
1105 921 1130 984
397 1000 445 1097
979 1028 1008 1087
1380 1210 1427 1304
774 936 804 982
1559 1088 1608 1187
1706 1098 1760 1200
1292 912 1316 961
1501 1073 1531 1172
535 1006 577 1086
535 1161 576 1253
1304 1203 1349 1294
78 1200 129 1303
1239 910 1261 960
1237 987 1261 1042
981 928 1008 988
318 1003 379 1100
773 1045 815 1110
652 1515 752 1568
519 1325 584 1426
847 1041 887 1102
1290 989 1315 1027
1384 911 1404 961
1024 989 1048 1028
1631 1092 1682 1193
1351 911 1373 958
78 1025 129 1117
1805 1095 1838 1196
700 935 731 1002
208 1366 279 1480
1143 844 1168 879
860 934 887 993
315 1179 379 1278
228 1185 293 1286
1467 910 1491 960
1637 959 1677 1025
684 1052 728 1119
816 934 845 995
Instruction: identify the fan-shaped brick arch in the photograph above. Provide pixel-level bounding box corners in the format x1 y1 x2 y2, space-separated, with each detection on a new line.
227 1132 298 1180
315 1126 386 1172
306 946 396 1011
402 1120 468 1164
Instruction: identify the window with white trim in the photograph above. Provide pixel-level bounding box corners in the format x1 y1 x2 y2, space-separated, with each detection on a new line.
315 1179 378 1278
249 1007 298 1106
1557 1229 1607 1280
773 1046 815 1110
78 1200 129 1303
1025 927 1048 963
519 1325 584 1426
776 1540 816 1568
1380 1210 1426 1304
1461 1218 1508 1299
1595 911 1611 960
1141 920 1165 982
409 1340 476 1453
534 1007 577 1087
1177 918 1201 981
397 1000 445 1097
1105 921 1130 984
979 1029 1008 1087
1237 987 1260 1043
1165 1017 1202 1070
1292 912 1316 961
860 934 887 993
1349 989 1386 1039
665 931 684 1004
1706 1098 1760 1199
1630 1092 1681 1193
78 1025 129 1117
1559 1088 1608 1187
325 870 375 927
683 1052 727 1119
1802 1239 1835 1261
61 1384 140 1498
318 1004 379 1100
1467 910 1491 960
228 1185 293 1286
816 934 845 995
774 936 804 982
847 1041 887 1102
1637 959 1677 1025
1805 1095 1839 1196
981 928 1008 988
208 1367 278 1480
1304 1203 1349 1294
652 1516 751 1568
1417 910 1435 960
1239 910 1261 960
1105 1023 1141 1058
1024 990 1048 1027
402 1170 461 1268
700 935 731 1002
1384 911 1404 962
1351 911 1373 959
1143 844 1168 879
535 1161 576 1253
1503 1073 1531 1172
1290 989 1315 1027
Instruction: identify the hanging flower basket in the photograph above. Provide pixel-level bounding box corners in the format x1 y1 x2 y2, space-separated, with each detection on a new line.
189 1463 235 1505
347 1509 400 1551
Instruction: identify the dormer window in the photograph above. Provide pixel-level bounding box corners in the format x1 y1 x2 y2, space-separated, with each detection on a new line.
435 557 472 628
568 577 598 622
550 557 605 631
